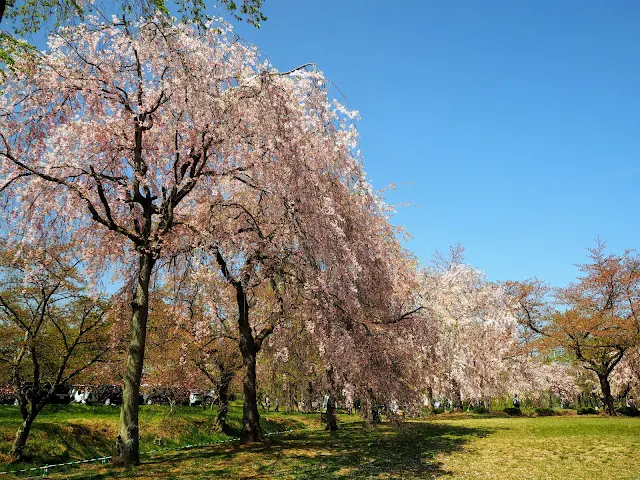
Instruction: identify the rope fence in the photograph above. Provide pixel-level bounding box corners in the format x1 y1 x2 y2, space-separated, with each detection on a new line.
0 428 301 478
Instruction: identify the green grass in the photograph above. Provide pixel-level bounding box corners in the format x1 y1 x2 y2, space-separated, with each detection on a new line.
1 407 640 479
0 402 311 473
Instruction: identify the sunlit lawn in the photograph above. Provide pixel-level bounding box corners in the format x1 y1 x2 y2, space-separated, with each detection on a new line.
1 406 640 479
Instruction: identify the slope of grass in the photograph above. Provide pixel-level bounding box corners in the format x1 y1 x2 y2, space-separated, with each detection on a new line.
0 401 312 473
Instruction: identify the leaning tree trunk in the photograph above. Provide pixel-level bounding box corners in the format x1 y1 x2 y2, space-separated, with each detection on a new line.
237 285 263 442
113 252 155 466
598 373 615 416
10 413 37 461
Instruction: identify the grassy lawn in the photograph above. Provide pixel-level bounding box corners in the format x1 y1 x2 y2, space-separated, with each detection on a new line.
1 407 639 479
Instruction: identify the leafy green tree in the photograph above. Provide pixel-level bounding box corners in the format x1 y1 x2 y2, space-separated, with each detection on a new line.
0 0 265 74
1 0 265 31
0 240 112 461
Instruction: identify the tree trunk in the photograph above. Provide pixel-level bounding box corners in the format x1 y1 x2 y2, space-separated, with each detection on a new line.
370 404 381 424
10 415 36 461
237 285 263 442
306 382 314 413
216 371 233 434
325 396 338 431
426 386 434 414
598 373 615 415
366 390 381 424
451 379 463 411
113 252 155 466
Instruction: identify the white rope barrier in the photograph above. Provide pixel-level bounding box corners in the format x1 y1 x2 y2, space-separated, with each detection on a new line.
0 428 302 478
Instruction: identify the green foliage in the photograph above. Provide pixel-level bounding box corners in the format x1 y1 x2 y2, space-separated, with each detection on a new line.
577 407 598 415
0 0 265 77
503 407 522 416
2 0 265 36
616 406 640 417
471 406 490 414
219 0 266 27
3 0 86 35
535 407 556 416
0 31 37 81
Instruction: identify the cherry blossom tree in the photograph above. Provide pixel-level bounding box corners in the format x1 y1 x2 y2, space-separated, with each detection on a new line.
142 293 208 409
416 247 524 409
293 197 427 424
257 313 324 414
163 268 243 432
611 347 640 401
0 14 312 463
168 54 379 439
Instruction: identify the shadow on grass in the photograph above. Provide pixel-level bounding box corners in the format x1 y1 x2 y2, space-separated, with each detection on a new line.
61 420 492 479
0 406 311 475
1 422 113 470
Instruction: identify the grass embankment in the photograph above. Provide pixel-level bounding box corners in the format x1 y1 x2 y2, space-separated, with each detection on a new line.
2 408 640 479
0 401 316 474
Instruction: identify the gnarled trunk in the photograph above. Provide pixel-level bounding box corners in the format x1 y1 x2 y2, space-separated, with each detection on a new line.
113 252 155 466
598 373 615 415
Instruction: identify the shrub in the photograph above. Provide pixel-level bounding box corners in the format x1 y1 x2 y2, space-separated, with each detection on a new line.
554 408 577 416
577 407 598 415
472 406 490 414
503 407 522 416
535 407 556 416
431 408 444 415
616 406 640 417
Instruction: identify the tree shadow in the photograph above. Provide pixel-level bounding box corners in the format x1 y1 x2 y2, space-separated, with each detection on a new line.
1 422 113 469
59 420 493 479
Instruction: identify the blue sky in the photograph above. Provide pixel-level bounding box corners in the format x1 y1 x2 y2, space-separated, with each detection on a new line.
9 1 638 287
229 0 640 287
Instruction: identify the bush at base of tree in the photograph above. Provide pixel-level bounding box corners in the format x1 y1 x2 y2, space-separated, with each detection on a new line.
534 407 556 416
503 407 522 416
577 407 598 415
616 406 640 417
471 406 490 414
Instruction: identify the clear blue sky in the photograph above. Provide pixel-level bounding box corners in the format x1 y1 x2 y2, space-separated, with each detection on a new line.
229 0 640 287
11 1 639 287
